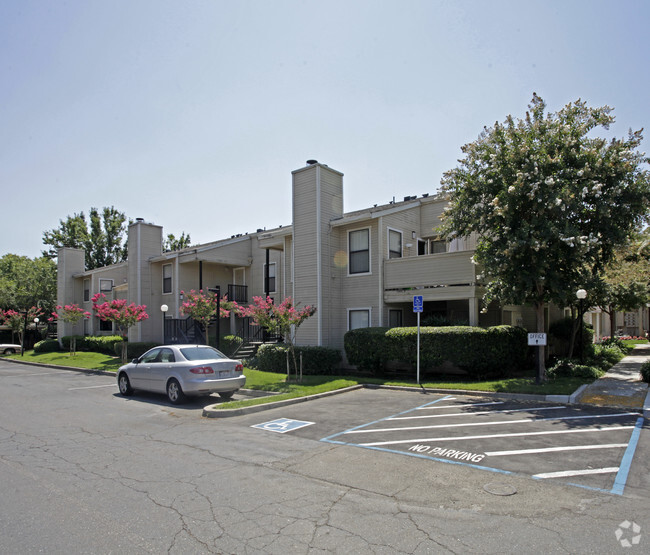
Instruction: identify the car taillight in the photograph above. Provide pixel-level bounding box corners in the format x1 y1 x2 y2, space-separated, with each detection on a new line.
235 363 243 373
190 366 214 374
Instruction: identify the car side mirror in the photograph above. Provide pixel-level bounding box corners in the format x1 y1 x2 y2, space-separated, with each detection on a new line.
132 358 140 364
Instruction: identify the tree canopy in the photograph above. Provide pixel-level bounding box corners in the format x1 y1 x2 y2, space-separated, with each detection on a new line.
42 206 128 270
0 254 57 313
439 94 650 380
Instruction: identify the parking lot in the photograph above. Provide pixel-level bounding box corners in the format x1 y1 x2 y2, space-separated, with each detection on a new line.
242 388 647 495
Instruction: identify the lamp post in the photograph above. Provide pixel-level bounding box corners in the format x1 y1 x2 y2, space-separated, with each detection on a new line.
161 304 168 344
33 317 39 344
576 289 587 363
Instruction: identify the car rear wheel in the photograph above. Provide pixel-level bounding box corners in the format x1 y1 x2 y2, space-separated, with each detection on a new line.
3 348 16 354
218 391 235 400
167 379 185 405
118 373 133 396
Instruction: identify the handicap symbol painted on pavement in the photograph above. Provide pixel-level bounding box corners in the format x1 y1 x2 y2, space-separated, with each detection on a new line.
251 418 315 434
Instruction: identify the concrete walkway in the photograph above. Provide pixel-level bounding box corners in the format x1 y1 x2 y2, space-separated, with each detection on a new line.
577 343 650 409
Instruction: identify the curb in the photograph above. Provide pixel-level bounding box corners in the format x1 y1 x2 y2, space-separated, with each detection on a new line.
2 356 116 377
202 383 585 418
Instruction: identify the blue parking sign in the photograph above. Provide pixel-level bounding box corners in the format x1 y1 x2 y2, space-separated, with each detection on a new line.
413 295 423 313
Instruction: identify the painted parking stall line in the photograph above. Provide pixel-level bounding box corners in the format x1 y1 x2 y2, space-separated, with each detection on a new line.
322 395 644 495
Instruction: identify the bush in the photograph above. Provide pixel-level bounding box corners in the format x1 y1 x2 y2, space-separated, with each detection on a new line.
114 341 160 360
593 343 625 366
547 358 604 380
549 316 595 358
641 361 650 383
84 335 124 355
220 335 243 357
344 325 529 378
34 339 60 353
344 327 391 372
61 335 87 351
256 343 342 375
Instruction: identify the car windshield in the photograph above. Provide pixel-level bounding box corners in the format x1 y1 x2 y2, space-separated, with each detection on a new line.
179 346 227 361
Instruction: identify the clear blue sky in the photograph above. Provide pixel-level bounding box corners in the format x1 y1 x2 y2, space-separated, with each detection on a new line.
2 0 648 259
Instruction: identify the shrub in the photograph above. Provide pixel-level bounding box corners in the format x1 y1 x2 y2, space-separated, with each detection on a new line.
593 343 625 366
34 339 60 353
641 361 650 384
114 341 159 360
84 335 124 355
61 335 87 351
549 316 595 358
344 327 391 372
547 358 604 380
256 343 341 375
220 335 243 357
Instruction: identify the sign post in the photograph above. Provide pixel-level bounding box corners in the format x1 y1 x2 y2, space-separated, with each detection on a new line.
413 295 423 384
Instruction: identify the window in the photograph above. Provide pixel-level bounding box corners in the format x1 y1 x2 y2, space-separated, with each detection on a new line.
417 239 428 256
264 262 276 293
388 229 402 259
100 279 113 292
162 264 172 294
99 319 112 332
389 309 403 328
349 309 370 330
349 229 370 274
83 279 90 302
431 240 446 254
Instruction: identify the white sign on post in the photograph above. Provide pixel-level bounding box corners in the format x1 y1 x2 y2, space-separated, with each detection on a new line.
528 333 547 346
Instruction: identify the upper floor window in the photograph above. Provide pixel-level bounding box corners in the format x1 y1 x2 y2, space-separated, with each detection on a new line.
99 279 113 292
431 239 446 254
389 309 403 328
388 229 402 259
162 263 172 294
349 229 370 274
264 262 276 293
83 279 90 302
417 239 428 256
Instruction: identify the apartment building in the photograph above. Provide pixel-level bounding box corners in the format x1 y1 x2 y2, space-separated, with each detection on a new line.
61 160 631 351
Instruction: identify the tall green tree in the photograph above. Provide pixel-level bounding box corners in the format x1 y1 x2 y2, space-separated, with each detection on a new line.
164 232 192 252
439 94 650 382
42 206 128 270
0 254 57 313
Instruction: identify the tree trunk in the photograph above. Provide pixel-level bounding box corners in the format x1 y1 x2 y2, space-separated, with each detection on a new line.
609 307 616 338
568 306 578 359
535 302 546 383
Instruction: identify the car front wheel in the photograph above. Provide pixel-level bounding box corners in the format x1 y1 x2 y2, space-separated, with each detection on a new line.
118 373 133 396
166 379 186 405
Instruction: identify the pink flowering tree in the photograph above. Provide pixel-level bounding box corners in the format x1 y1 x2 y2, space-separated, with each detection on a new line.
50 304 92 355
2 306 44 352
236 296 316 379
180 289 237 345
92 293 149 361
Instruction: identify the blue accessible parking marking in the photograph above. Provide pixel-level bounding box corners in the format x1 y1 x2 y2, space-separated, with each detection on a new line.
252 418 315 434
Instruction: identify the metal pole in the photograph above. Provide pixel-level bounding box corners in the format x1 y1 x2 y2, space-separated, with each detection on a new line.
417 311 420 384
579 298 584 364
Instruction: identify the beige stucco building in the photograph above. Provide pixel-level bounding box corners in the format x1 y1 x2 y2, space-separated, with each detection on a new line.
56 161 647 353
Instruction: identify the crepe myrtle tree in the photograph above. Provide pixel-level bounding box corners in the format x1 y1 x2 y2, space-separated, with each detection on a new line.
91 293 149 361
1 307 44 351
179 289 237 346
236 296 316 380
439 94 650 383
50 304 92 355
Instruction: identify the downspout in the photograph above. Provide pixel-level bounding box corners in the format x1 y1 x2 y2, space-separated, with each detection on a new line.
316 165 322 345
378 216 383 326
136 224 142 342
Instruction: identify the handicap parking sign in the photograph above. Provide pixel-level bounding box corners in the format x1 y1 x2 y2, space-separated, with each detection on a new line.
251 418 315 433
413 295 423 313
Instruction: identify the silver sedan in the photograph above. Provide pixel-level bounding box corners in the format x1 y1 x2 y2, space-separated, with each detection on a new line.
0 343 22 355
117 344 246 404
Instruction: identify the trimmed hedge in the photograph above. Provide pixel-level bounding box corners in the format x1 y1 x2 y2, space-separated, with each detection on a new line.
344 325 529 378
220 335 243 357
84 335 124 355
61 335 87 351
34 339 60 353
256 343 342 375
114 341 160 360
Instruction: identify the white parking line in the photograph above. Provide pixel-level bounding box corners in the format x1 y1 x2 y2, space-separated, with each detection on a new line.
485 444 628 456
346 412 639 434
415 401 501 410
68 384 118 390
0 372 66 377
389 405 565 421
533 467 619 479
359 425 636 447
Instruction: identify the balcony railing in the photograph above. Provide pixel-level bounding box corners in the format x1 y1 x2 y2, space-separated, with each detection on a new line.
384 251 477 291
227 284 248 303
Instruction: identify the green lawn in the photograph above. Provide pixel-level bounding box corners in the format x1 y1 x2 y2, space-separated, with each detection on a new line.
5 350 591 410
